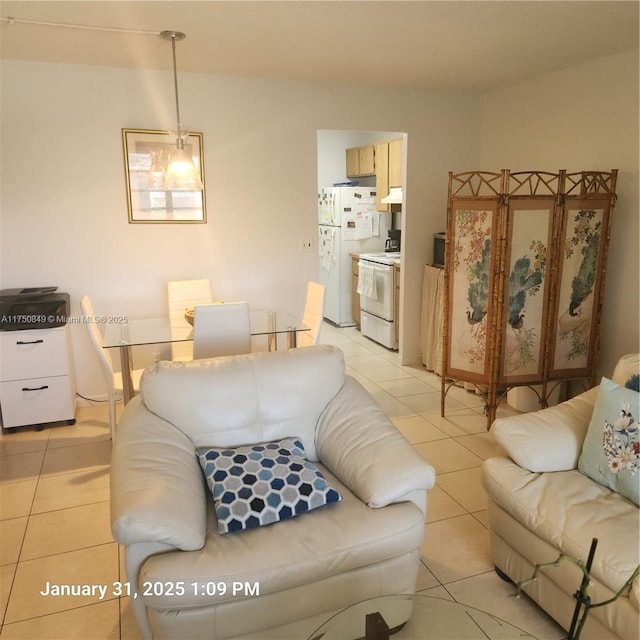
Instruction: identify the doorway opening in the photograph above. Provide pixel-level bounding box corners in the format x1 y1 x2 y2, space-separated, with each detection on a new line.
316 129 407 351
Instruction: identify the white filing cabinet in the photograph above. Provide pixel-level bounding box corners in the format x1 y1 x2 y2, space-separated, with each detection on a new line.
0 326 76 431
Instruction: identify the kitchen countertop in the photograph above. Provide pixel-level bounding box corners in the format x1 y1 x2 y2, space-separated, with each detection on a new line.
357 252 401 266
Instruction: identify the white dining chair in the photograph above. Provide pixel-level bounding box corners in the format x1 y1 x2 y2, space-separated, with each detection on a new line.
80 295 144 440
297 281 326 347
193 302 252 359
167 278 213 360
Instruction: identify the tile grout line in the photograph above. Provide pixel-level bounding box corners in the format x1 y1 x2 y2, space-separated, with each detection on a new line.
0 435 47 630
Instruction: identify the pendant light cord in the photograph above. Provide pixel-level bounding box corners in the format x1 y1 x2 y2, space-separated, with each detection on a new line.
169 34 183 148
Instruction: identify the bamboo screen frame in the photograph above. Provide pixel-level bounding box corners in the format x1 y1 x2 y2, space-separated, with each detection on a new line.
442 170 617 428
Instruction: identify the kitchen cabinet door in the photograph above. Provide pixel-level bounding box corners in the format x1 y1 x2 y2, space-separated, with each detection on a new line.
358 146 375 176
389 139 403 187
346 148 360 178
345 145 376 178
375 142 390 212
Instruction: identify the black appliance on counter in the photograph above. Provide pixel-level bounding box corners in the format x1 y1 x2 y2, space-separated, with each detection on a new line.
433 232 446 268
0 287 70 331
385 229 401 253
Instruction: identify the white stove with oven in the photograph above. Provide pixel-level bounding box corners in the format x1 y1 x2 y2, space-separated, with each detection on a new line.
357 252 400 349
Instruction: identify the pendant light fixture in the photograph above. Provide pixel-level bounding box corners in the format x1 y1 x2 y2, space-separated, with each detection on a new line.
161 30 203 191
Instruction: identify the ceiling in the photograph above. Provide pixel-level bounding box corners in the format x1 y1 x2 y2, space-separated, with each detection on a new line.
0 1 638 91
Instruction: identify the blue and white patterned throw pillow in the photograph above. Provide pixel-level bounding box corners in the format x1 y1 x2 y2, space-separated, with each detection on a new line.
196 438 342 534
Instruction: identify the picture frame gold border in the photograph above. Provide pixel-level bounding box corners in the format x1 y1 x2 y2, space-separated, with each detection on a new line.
122 128 206 224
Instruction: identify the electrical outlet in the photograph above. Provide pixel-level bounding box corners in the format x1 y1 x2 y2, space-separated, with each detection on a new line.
299 239 313 253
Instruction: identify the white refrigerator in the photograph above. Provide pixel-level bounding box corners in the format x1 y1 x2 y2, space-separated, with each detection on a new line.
318 186 390 326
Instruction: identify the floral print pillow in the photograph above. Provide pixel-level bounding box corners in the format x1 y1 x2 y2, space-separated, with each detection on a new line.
578 377 639 506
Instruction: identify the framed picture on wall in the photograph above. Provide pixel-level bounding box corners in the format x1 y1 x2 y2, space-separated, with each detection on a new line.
122 128 206 223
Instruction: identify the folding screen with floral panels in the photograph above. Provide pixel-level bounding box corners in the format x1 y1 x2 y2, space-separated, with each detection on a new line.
442 170 618 427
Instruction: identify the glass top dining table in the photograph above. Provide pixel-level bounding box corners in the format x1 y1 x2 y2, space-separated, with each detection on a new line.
102 309 310 403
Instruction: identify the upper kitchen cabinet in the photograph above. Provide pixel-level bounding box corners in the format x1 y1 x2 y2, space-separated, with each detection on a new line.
388 139 403 188
346 145 376 178
375 143 389 212
374 138 403 212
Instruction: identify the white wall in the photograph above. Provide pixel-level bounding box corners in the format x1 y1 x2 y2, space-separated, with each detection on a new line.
1 60 483 396
480 50 639 377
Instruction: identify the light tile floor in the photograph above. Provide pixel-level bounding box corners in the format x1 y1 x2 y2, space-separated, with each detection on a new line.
0 323 566 639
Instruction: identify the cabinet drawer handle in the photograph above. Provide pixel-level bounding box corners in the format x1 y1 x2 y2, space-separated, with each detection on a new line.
16 339 44 345
22 385 49 392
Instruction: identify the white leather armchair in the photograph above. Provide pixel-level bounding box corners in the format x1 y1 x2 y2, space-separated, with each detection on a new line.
110 345 436 639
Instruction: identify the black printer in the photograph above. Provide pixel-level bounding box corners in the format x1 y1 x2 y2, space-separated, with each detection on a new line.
0 287 70 331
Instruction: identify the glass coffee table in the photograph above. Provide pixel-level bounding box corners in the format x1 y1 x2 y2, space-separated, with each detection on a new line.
307 594 536 640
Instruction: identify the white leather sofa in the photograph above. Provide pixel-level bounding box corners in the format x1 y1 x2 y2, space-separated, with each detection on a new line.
482 354 639 640
110 345 436 639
